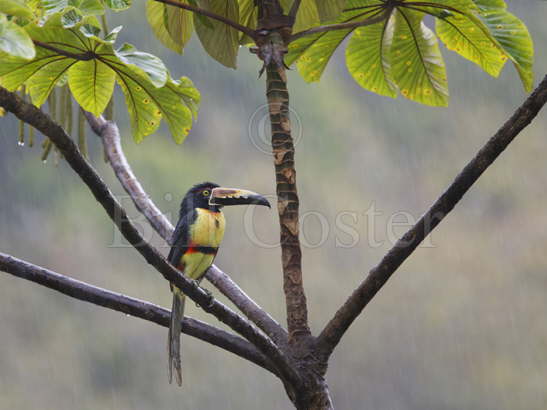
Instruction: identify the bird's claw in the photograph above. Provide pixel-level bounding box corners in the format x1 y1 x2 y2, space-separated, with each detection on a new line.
192 283 215 308
202 287 215 308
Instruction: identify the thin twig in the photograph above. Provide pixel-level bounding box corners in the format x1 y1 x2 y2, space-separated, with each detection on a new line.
0 87 303 391
0 252 277 375
317 75 547 359
289 8 391 42
83 112 288 347
150 0 257 39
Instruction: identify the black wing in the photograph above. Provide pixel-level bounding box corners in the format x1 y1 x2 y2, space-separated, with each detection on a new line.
167 208 196 267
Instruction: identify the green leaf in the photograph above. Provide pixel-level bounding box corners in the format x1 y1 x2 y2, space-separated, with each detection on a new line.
104 25 122 42
40 0 104 18
478 8 534 91
104 0 130 11
0 0 35 19
41 0 68 16
26 57 76 105
167 75 200 118
68 52 115 115
146 0 184 53
61 8 83 27
346 13 397 98
237 0 256 45
472 0 506 10
194 0 239 68
390 9 448 106
286 1 385 82
0 15 35 59
101 52 192 142
0 35 73 102
115 42 168 87
280 0 319 32
0 18 111 106
295 27 352 82
164 0 193 52
314 0 346 22
77 0 104 16
436 8 506 77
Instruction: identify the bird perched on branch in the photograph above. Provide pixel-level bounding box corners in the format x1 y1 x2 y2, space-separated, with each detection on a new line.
167 182 271 386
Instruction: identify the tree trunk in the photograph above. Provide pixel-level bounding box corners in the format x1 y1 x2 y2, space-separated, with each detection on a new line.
265 63 310 341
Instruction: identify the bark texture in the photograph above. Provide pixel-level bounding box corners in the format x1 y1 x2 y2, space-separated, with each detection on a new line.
266 64 310 341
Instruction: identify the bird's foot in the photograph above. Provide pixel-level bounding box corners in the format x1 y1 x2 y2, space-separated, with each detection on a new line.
191 282 215 308
202 288 215 308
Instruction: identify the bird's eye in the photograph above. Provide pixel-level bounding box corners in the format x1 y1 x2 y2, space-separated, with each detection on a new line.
202 190 210 197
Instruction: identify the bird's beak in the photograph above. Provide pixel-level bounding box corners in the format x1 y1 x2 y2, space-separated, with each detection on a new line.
209 187 271 208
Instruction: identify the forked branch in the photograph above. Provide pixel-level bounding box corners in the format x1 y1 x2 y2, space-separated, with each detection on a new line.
83 112 288 347
317 74 547 359
0 252 277 375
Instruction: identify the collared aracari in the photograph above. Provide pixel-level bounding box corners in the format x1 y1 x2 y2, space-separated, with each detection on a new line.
167 182 270 386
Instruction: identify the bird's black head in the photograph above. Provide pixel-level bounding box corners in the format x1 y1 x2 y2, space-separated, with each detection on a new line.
179 181 270 214
180 182 220 213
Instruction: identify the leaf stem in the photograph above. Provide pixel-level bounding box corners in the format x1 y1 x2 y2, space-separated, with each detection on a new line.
290 8 392 42
33 40 96 60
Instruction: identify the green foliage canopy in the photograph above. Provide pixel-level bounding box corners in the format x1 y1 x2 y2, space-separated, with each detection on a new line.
0 0 535 146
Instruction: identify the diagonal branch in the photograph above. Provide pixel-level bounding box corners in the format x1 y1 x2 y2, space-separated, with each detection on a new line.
150 0 257 40
317 74 547 359
83 112 288 347
0 252 277 375
289 8 391 42
0 86 302 391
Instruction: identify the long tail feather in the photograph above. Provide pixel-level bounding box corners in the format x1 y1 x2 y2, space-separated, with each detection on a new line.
168 288 185 386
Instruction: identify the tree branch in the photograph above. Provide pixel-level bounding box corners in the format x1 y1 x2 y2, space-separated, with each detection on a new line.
0 252 277 375
150 0 257 40
289 8 391 42
0 86 303 391
83 112 288 347
207 265 288 347
83 113 173 240
317 74 547 359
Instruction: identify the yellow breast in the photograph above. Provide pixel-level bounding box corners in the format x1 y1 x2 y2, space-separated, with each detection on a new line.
190 208 226 248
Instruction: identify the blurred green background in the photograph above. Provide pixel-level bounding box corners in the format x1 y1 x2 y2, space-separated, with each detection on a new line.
1 1 547 409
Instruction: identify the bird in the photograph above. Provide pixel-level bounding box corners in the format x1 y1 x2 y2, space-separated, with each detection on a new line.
167 182 270 386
